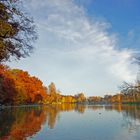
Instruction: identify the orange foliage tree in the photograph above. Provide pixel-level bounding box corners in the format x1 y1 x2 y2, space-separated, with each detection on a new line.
0 64 47 105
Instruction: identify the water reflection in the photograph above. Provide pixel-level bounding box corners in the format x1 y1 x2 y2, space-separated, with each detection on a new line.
0 104 140 140
0 107 46 140
104 105 140 120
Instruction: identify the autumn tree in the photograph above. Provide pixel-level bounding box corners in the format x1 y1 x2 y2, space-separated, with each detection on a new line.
48 82 56 95
75 93 86 103
88 96 103 104
0 0 37 62
0 65 47 105
0 65 17 105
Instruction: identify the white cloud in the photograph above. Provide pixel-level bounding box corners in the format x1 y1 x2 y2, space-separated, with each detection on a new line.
9 0 138 96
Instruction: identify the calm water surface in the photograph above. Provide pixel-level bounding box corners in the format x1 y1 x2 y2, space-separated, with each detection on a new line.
0 104 140 140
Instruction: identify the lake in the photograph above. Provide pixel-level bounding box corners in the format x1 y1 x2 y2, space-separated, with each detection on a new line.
0 104 140 140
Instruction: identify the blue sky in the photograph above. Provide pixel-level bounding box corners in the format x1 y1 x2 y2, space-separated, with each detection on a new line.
77 0 140 32
8 0 140 96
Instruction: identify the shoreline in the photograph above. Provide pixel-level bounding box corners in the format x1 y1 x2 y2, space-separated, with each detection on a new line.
1 102 140 110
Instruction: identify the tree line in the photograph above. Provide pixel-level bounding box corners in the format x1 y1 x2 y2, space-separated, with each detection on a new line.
0 63 140 105
88 58 140 104
0 64 87 105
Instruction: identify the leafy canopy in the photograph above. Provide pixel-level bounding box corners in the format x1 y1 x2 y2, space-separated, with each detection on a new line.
0 0 37 62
